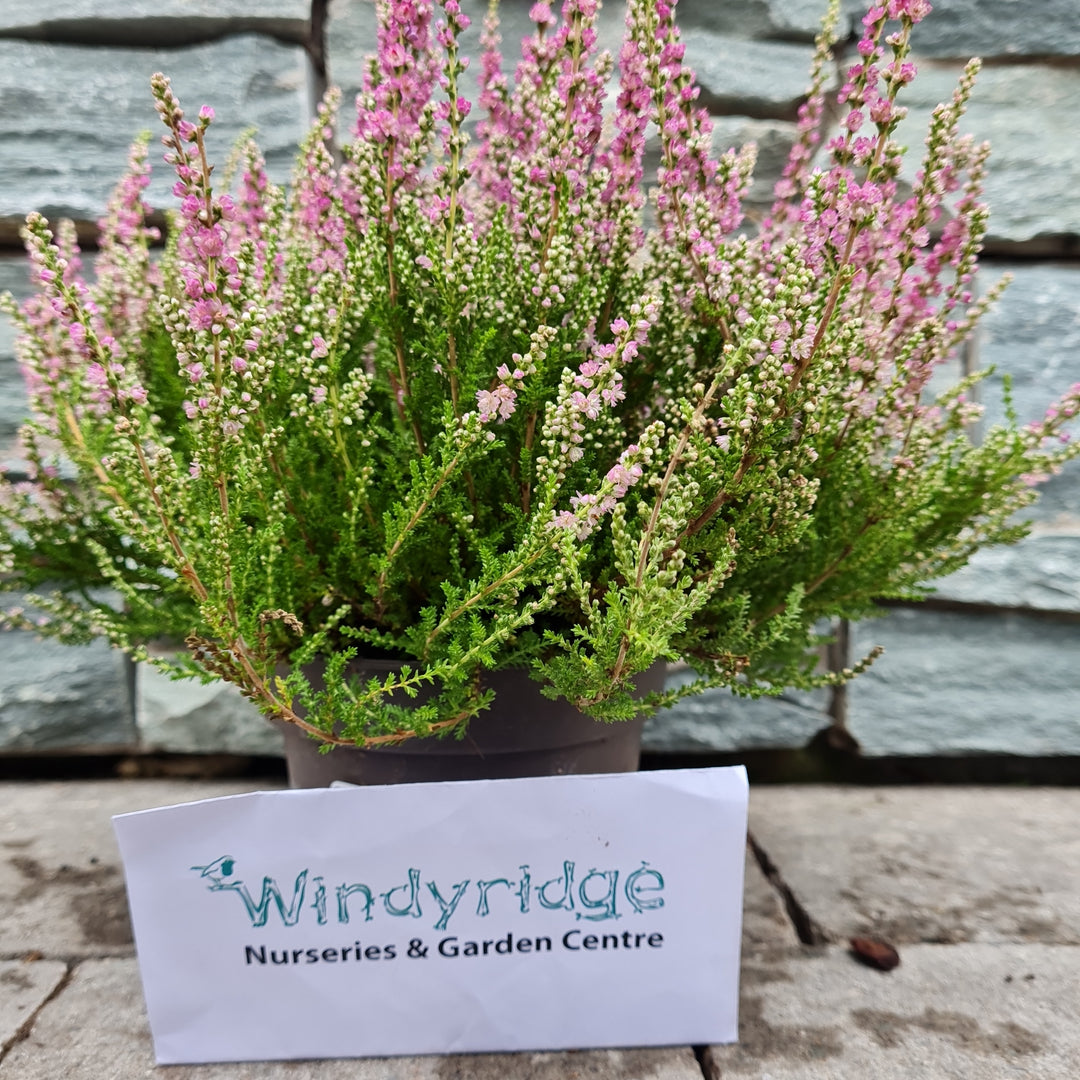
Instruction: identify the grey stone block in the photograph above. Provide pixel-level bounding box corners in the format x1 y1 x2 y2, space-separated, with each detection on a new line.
325 0 377 103
975 262 1080 526
749 786 1080 945
136 660 284 756
0 35 308 227
707 944 1080 1079
919 264 1080 609
675 0 841 41
682 32 819 120
909 0 1080 60
0 780 271 960
0 631 135 751
0 959 68 1048
978 264 1080 430
709 117 798 207
884 61 1080 245
930 534 1080 613
0 354 28 456
644 684 828 753
679 0 1080 60
0 1 310 45
847 607 1080 757
0 253 33 303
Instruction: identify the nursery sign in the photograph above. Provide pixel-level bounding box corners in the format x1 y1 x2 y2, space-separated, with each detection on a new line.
113 767 748 1064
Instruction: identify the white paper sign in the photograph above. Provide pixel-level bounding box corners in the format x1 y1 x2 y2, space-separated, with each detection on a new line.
113 766 747 1064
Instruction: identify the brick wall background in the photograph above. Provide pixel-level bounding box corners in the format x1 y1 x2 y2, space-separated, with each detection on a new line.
1 0 1078 765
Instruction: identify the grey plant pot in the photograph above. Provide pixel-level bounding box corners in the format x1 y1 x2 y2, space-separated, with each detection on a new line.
277 662 667 787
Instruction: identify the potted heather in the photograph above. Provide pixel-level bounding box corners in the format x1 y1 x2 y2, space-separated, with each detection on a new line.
1 0 1077 783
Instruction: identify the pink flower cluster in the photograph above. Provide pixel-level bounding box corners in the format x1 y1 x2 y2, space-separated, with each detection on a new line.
549 442 646 540
354 0 438 182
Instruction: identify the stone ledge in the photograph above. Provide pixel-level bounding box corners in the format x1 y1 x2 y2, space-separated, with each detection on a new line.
682 32 819 120
848 607 1080 757
135 662 284 757
0 632 134 753
906 0 1080 60
0 35 308 227
644 686 829 754
0 2 310 46
881 60 1080 246
930 534 1080 613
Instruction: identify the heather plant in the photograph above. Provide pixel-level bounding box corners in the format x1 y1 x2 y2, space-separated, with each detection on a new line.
2 0 1078 748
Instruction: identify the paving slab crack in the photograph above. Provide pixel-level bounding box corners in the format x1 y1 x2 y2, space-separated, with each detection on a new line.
747 831 832 945
696 1045 722 1080
692 1044 711 1078
0 960 75 1065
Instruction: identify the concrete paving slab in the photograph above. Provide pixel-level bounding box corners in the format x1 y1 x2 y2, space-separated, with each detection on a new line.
0 781 276 959
749 787 1080 945
0 958 67 1050
743 846 799 950
704 943 1080 1079
0 957 704 1078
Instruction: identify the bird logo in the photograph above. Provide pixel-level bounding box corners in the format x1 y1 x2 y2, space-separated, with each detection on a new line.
190 856 238 887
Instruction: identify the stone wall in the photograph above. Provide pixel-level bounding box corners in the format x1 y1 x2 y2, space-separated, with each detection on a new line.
1 0 1078 762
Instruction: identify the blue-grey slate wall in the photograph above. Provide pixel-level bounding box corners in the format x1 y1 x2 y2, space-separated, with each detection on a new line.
1 0 1077 760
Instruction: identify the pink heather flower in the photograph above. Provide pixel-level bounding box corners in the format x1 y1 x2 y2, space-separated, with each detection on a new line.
601 382 626 407
477 384 517 422
605 458 643 497
496 364 525 384
192 226 226 260
889 0 932 20
189 298 226 331
570 389 602 419
311 334 329 358
85 363 109 392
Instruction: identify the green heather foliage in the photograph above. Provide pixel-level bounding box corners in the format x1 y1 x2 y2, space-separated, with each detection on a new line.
2 0 1078 747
